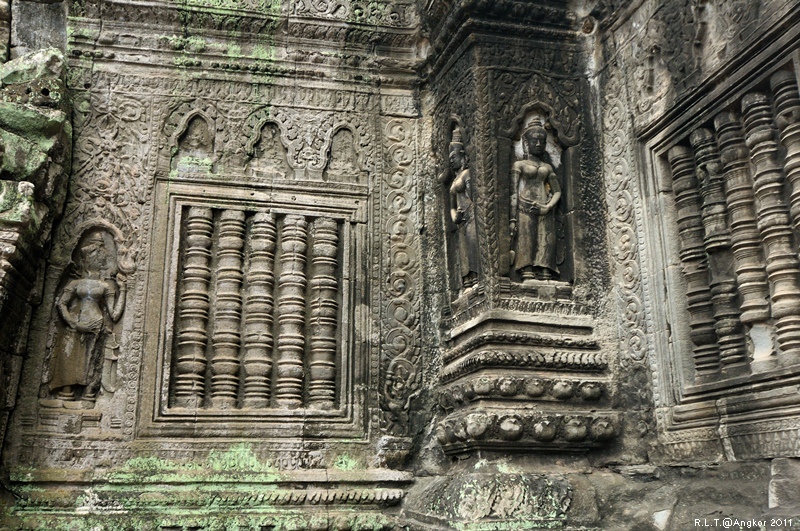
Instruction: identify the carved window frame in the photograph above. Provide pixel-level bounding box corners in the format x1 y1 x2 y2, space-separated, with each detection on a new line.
641 38 800 457
138 178 369 439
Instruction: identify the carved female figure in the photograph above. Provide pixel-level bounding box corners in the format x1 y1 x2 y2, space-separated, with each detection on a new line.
172 115 214 171
510 120 562 280
447 127 479 289
45 230 127 404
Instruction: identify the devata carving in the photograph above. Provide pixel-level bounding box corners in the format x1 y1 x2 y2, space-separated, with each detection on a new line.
326 128 361 179
247 122 291 178
173 114 215 172
445 126 479 289
510 117 562 281
42 228 130 407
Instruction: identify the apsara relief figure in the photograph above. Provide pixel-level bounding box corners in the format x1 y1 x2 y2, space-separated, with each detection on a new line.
510 118 562 281
447 126 479 289
43 229 128 406
172 115 214 171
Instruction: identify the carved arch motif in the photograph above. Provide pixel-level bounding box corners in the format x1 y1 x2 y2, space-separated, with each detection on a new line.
163 100 218 160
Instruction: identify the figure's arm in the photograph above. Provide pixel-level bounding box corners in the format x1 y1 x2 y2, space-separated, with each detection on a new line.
542 170 562 214
450 184 460 224
108 274 127 322
57 281 78 329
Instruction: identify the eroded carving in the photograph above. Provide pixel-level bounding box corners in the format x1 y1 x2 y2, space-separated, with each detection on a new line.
325 127 362 180
42 228 129 407
246 121 291 178
172 114 215 172
510 117 562 281
445 126 479 290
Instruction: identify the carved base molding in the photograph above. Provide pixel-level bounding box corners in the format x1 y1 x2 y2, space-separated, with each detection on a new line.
7 466 413 531
402 471 588 531
656 386 800 462
438 314 617 455
437 408 619 454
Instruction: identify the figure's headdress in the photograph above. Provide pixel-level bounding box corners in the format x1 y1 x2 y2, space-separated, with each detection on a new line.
523 117 547 138
449 126 464 151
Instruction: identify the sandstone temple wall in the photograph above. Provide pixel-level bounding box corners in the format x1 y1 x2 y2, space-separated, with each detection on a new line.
0 0 798 529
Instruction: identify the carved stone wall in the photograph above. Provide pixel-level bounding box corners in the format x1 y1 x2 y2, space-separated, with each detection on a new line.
603 0 800 465
2 0 800 529
2 1 419 528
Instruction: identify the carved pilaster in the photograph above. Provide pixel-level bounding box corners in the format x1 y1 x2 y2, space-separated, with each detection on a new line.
714 111 770 325
210 210 245 408
242 212 277 409
667 145 720 378
275 215 308 409
173 207 214 408
742 92 800 360
307 217 339 410
689 128 747 374
770 71 800 236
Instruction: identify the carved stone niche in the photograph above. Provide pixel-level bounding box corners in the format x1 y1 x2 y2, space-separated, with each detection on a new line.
435 101 617 456
503 106 574 286
645 55 800 462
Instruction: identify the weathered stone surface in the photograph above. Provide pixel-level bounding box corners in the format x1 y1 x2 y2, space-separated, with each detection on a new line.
0 46 70 470
1 0 800 529
9 1 66 59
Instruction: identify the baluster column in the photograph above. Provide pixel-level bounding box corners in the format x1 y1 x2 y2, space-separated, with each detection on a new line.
690 128 748 374
667 145 721 378
242 212 278 408
770 71 800 235
275 215 308 408
742 92 800 360
210 210 245 408
714 112 771 326
307 217 339 410
173 206 214 408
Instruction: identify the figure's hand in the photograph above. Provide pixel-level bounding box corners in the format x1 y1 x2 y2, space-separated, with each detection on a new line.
455 208 465 224
116 273 128 290
509 220 517 238
76 317 103 334
528 203 542 215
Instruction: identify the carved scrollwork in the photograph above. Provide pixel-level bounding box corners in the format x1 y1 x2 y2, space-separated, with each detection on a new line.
601 62 650 370
379 118 421 436
496 74 581 146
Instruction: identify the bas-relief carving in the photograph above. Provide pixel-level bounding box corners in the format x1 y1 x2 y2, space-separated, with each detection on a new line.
623 0 780 130
172 114 215 172
246 121 291 178
509 117 562 281
410 472 573 526
443 125 479 290
325 127 364 181
41 228 130 408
